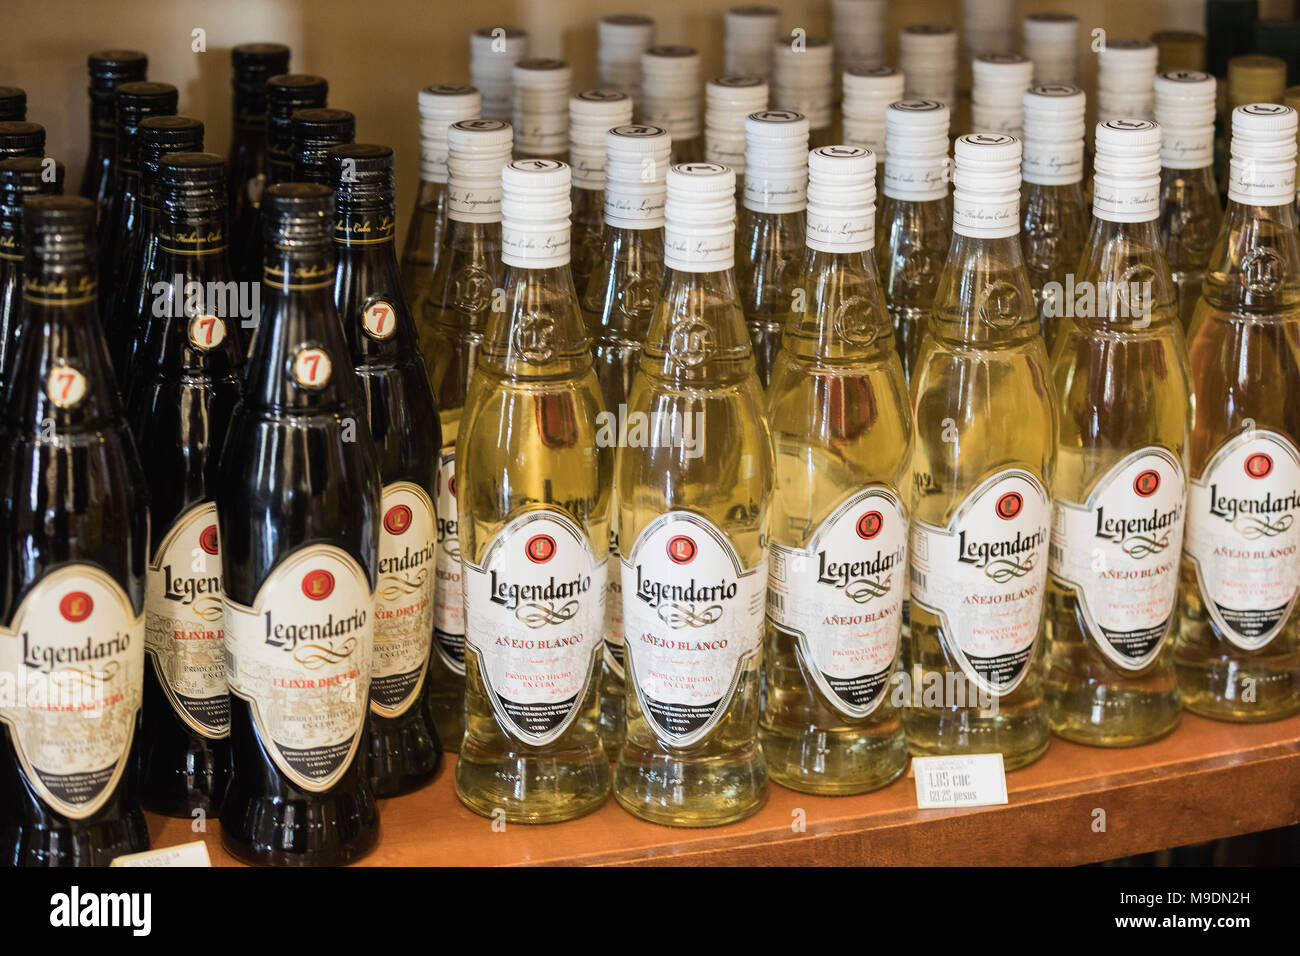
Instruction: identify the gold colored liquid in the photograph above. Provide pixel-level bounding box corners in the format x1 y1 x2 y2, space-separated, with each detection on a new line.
613 266 774 826
876 195 951 386
417 218 503 751
1158 166 1223 331
761 248 912 794
905 233 1056 771
581 225 665 756
1175 199 1300 723
737 208 805 387
455 264 613 823
1021 181 1088 350
1044 217 1191 747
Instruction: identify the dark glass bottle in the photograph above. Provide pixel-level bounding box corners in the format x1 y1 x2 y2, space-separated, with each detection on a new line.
227 43 290 253
234 74 327 283
291 108 355 185
106 114 203 384
98 82 177 315
217 183 381 866
79 50 148 224
0 157 63 393
330 143 443 795
0 196 150 866
0 88 26 121
127 153 243 817
0 122 44 159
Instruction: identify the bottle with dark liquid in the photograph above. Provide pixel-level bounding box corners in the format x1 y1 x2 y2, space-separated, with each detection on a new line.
227 43 290 256
291 108 355 185
0 88 24 121
0 122 44 159
217 183 381 865
399 84 480 320
98 82 177 314
234 74 326 283
419 118 513 750
128 153 243 816
79 50 147 225
0 196 150 866
329 143 443 795
107 114 204 382
0 157 63 393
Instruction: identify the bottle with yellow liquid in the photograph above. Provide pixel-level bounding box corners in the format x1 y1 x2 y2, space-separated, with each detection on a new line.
456 159 612 822
1045 119 1191 747
400 85 480 317
1020 84 1087 350
418 118 513 750
1176 103 1300 723
614 163 773 826
568 90 633 301
704 75 769 200
877 99 951 386
762 145 911 794
905 133 1056 770
1154 72 1222 330
581 124 672 756
737 109 809 386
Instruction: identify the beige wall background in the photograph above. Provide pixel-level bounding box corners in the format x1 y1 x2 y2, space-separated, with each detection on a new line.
0 0 1241 244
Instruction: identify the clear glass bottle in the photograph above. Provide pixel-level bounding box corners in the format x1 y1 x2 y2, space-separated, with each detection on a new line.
1176 103 1300 723
905 133 1056 771
1019 85 1088 350
1045 120 1191 747
614 162 773 827
418 118 513 751
511 58 570 162
580 123 671 756
771 37 834 148
762 145 911 794
737 109 809 387
704 75 769 201
401 85 480 318
328 143 444 796
568 90 633 301
456 159 612 823
876 100 952 387
1155 72 1225 331
641 46 705 163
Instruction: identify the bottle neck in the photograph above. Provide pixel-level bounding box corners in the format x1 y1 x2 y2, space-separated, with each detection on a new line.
786 248 895 363
155 202 231 273
232 88 269 144
335 205 398 260
89 98 115 143
482 263 591 379
1073 215 1178 330
931 232 1039 345
1204 199 1300 314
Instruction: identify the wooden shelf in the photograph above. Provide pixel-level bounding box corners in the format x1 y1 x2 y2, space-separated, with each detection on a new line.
148 712 1300 866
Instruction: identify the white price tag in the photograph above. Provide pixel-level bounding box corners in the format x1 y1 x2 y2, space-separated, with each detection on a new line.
110 841 212 867
912 754 1009 809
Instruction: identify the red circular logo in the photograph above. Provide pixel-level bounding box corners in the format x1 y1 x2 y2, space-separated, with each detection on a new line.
200 525 219 555
857 511 883 539
59 591 93 623
996 492 1023 520
525 534 556 563
449 475 457 497
302 569 335 601
1134 470 1161 497
1246 453 1273 479
384 504 413 535
667 535 697 564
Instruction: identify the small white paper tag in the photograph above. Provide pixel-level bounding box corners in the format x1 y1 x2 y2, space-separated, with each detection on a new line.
110 841 213 868
912 754 1009 809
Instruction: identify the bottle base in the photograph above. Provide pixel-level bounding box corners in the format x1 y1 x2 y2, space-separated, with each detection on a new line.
903 708 1050 771
1174 657 1300 723
613 744 768 827
760 725 909 796
427 695 465 755
454 745 611 824
1045 683 1182 748
2 810 150 867
218 793 379 867
368 717 443 798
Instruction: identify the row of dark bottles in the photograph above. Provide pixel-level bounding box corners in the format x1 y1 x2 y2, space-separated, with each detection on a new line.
0 44 442 866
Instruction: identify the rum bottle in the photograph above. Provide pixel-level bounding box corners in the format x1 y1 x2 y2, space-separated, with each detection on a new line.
0 157 63 393
568 90 633 300
642 46 704 163
79 50 147 224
